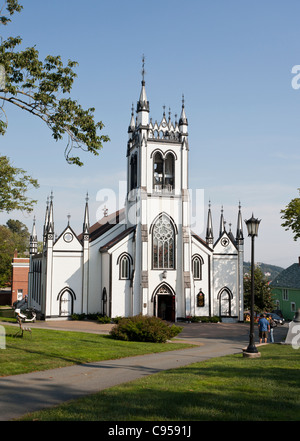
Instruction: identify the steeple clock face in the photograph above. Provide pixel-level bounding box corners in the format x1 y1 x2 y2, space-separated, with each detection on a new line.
221 237 229 247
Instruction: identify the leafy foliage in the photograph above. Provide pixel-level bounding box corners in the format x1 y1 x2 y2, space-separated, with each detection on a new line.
0 0 109 166
280 188 300 241
0 219 29 286
0 155 38 213
110 315 182 343
244 265 276 313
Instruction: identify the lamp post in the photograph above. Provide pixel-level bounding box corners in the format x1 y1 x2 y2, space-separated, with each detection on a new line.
244 214 261 356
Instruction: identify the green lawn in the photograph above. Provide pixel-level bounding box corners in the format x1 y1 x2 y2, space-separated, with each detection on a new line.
19 344 300 421
0 325 192 377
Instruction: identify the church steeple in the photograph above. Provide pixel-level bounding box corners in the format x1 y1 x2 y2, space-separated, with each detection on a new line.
83 192 90 237
219 206 225 236
236 202 244 244
179 94 188 135
30 216 38 255
47 191 54 234
43 196 49 243
206 201 214 245
128 103 135 139
136 56 149 127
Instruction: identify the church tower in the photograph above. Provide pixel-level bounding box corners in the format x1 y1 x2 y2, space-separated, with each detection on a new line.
125 59 192 320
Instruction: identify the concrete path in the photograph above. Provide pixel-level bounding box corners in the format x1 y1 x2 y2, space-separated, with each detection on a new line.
0 321 288 421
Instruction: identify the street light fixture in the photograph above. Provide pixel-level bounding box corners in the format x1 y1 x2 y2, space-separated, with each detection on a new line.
244 214 261 357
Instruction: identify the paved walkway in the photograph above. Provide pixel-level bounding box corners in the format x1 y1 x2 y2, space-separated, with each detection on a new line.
0 320 288 421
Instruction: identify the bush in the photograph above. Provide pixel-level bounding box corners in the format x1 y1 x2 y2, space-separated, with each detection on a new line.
190 316 220 323
110 315 182 343
71 313 86 321
97 314 111 324
86 312 101 320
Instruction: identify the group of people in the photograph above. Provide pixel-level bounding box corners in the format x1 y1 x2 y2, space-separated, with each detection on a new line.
257 313 276 344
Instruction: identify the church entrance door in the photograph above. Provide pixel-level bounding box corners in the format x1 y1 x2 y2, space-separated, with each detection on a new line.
154 284 175 322
60 290 73 316
219 289 231 317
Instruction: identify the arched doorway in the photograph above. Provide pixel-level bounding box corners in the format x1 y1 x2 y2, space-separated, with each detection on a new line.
218 287 232 317
153 284 175 322
57 288 76 317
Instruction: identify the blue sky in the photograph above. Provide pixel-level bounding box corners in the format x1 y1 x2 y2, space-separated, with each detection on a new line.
1 0 300 268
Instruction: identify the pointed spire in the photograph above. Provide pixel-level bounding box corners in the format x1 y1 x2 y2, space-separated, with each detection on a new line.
219 206 225 236
43 196 49 239
136 55 149 124
179 94 188 126
128 103 135 135
30 216 38 255
206 201 214 245
236 201 244 243
83 192 90 236
47 191 54 234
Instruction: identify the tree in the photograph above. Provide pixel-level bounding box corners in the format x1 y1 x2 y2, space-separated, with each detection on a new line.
0 219 30 286
280 188 300 241
0 1 109 166
0 224 15 286
0 155 38 213
244 266 276 313
6 218 29 253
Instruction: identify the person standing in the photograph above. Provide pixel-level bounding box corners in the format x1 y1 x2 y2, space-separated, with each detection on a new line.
258 314 270 344
268 315 276 343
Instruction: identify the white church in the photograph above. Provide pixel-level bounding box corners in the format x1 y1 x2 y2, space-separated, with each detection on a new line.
28 73 244 322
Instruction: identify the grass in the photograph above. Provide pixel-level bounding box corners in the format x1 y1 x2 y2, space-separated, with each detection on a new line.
0 325 192 377
19 344 300 421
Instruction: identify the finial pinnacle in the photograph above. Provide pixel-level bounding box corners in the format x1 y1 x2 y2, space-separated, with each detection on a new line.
141 54 146 83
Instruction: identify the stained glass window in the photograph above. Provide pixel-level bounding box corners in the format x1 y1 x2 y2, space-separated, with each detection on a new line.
153 214 175 269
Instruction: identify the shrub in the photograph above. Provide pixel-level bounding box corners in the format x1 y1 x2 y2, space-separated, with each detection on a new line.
189 316 220 323
86 312 101 320
110 315 182 343
97 314 111 324
71 313 86 321
112 316 123 324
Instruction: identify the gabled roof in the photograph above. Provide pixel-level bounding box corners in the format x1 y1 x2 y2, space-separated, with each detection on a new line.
55 224 82 249
270 263 300 289
213 230 237 250
100 226 136 252
192 233 213 252
77 208 125 243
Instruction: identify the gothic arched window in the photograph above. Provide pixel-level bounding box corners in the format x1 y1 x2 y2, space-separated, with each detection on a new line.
153 151 175 192
192 255 203 280
130 154 137 190
197 290 205 307
164 153 174 190
152 214 175 269
153 152 163 190
119 254 131 280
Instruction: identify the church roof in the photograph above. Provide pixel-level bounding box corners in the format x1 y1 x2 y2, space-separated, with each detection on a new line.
77 208 125 243
100 226 136 252
270 263 300 289
192 233 213 251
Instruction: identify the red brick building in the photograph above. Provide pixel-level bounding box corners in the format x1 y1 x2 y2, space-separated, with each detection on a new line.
11 250 29 305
